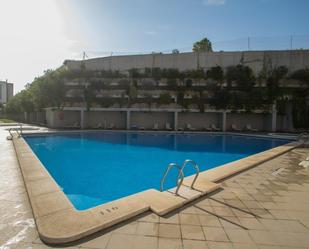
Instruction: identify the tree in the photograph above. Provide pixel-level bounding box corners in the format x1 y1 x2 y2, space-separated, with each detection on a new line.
83 82 99 111
206 66 224 82
166 79 178 88
185 79 193 88
158 93 173 105
266 66 288 102
172 49 180 54
226 65 256 91
144 93 153 108
210 88 230 109
5 90 34 113
290 68 309 86
127 85 138 105
193 37 213 52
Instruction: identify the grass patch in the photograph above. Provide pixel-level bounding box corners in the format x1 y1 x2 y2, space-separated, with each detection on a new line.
0 118 15 123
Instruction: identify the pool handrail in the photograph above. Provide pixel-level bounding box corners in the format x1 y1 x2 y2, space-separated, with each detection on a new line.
298 132 309 141
176 159 200 190
8 123 23 138
160 163 184 194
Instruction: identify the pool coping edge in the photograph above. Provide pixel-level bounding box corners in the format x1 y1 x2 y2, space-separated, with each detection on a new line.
12 134 301 244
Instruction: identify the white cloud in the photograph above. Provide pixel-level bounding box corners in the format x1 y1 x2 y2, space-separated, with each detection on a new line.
203 0 226 6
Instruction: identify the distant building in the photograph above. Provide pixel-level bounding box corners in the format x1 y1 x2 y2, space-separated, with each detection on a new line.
0 80 14 104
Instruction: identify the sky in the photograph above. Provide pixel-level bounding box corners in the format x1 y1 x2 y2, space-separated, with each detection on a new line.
0 0 308 93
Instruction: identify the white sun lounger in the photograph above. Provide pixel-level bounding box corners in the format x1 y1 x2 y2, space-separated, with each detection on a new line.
107 123 114 129
245 124 258 132
299 160 309 168
95 122 103 129
165 123 172 131
231 124 241 131
205 126 212 131
186 123 196 131
153 123 159 131
65 122 80 129
131 124 138 130
211 124 221 131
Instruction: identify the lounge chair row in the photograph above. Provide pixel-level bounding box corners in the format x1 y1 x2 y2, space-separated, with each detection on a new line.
64 122 115 129
132 123 173 131
63 122 259 132
231 124 259 132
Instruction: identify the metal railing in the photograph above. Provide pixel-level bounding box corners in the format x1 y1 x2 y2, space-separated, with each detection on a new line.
160 159 200 195
8 123 23 139
298 133 309 141
160 163 184 194
177 159 200 190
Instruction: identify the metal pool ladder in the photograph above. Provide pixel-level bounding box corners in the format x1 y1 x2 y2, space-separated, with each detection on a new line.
160 159 200 195
8 123 23 139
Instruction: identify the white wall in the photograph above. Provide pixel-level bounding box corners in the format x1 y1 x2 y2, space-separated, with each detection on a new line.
226 113 271 131
130 112 174 129
46 109 80 128
0 81 14 104
64 50 309 75
84 111 126 129
178 112 221 130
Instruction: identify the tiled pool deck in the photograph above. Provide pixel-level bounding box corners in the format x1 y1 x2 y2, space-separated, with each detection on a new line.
1 126 309 249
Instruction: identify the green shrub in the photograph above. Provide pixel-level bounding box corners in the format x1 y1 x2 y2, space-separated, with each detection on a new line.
129 68 140 78
185 79 193 88
206 66 224 81
290 68 309 84
226 65 256 91
167 79 178 88
158 93 173 105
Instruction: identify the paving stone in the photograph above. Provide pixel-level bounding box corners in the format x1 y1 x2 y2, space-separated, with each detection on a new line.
135 222 158 236
203 226 229 242
183 239 208 249
159 223 181 238
181 224 205 240
158 238 183 249
224 229 252 243
207 241 233 249
179 213 201 226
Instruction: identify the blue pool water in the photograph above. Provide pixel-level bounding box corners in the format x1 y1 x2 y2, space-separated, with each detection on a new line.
24 132 290 210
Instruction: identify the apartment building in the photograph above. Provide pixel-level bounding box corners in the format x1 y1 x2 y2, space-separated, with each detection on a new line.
0 80 14 104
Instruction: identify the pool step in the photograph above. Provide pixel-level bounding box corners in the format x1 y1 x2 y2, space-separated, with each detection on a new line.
139 178 220 216
139 190 184 216
183 174 221 194
140 182 220 216
168 185 202 201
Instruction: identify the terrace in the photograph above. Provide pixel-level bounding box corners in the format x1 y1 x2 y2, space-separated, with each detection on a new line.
1 125 309 248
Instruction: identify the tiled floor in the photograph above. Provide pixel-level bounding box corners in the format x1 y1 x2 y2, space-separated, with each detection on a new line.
1 126 309 249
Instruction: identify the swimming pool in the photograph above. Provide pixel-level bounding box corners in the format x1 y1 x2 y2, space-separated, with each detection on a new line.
24 132 290 210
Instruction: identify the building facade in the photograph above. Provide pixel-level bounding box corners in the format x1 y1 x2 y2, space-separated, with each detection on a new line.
0 80 14 104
